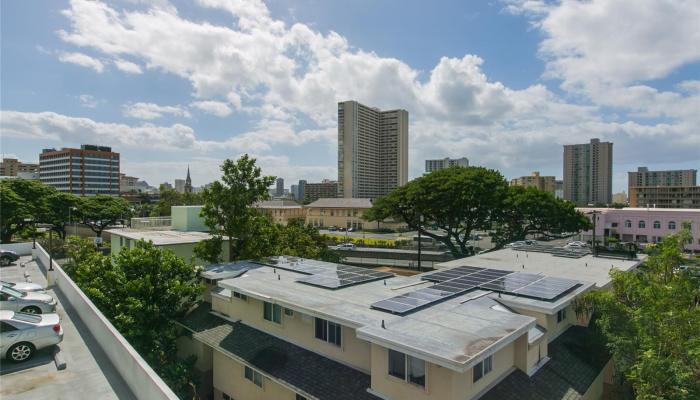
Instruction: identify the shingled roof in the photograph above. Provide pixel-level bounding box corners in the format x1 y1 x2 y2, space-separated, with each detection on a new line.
479 326 611 400
179 303 381 400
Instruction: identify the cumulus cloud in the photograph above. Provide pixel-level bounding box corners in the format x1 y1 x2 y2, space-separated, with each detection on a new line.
58 51 104 72
78 94 100 108
114 59 143 74
122 102 191 120
190 100 232 117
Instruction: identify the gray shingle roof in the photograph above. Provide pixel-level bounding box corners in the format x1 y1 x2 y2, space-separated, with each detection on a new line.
479 326 610 400
180 304 381 400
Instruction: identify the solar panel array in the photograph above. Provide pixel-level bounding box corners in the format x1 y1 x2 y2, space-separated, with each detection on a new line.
255 256 393 290
511 244 591 259
371 266 580 315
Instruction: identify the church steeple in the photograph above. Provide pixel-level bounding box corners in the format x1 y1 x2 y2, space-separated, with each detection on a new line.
184 165 193 193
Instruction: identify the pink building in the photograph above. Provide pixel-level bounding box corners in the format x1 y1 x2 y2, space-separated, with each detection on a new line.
577 207 700 252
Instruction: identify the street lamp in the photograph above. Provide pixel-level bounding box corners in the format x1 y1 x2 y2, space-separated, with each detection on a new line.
68 206 78 236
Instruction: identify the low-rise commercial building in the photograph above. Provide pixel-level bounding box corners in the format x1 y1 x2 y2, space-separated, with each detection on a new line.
255 200 305 225
628 185 700 209
0 157 39 176
179 248 641 400
510 171 556 194
577 207 700 251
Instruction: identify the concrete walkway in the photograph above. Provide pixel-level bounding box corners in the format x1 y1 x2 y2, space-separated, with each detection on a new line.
0 256 136 400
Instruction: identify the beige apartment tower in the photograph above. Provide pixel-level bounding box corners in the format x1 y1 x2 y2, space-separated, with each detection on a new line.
510 171 556 194
563 138 613 206
338 101 408 199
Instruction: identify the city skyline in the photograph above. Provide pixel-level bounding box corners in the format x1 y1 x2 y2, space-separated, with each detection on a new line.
1 0 699 192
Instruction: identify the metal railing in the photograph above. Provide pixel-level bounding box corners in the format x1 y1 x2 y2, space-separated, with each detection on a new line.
130 217 172 230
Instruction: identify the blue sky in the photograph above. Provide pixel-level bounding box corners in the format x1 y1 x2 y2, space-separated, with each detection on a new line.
1 0 699 192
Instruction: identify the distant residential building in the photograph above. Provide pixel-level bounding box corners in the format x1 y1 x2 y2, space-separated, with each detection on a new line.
175 179 186 193
255 200 305 225
120 174 140 193
578 207 700 250
290 184 299 200
304 180 338 203
39 145 119 196
563 138 613 206
612 191 628 204
509 171 555 194
184 166 193 194
627 167 696 194
554 180 564 199
298 180 307 202
338 100 408 199
275 177 284 197
0 158 39 176
425 157 469 173
628 186 700 209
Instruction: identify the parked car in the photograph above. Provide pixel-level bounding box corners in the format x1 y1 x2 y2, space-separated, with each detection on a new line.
0 285 57 314
347 227 354 232
0 250 19 266
567 241 588 247
327 226 338 232
564 242 586 249
524 240 538 245
505 241 528 248
0 310 63 362
335 243 356 250
0 280 45 293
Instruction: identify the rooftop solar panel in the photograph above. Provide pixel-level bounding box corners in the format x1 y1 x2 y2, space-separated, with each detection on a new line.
512 276 580 300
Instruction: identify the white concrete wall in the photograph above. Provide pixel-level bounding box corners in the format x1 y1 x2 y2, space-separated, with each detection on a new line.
0 242 34 255
34 244 178 400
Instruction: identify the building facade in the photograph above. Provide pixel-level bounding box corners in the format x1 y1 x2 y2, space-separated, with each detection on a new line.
425 157 469 173
255 200 305 225
275 177 285 197
628 167 697 194
628 186 700 209
338 101 408 199
563 138 613 206
0 158 39 176
577 207 700 251
174 179 186 193
509 171 555 194
554 180 564 199
304 180 338 203
39 145 120 196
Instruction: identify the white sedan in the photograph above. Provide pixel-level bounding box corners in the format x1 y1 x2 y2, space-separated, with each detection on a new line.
0 311 63 362
0 285 57 314
0 280 45 293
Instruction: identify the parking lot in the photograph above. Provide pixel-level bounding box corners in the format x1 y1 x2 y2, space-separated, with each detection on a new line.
0 255 135 399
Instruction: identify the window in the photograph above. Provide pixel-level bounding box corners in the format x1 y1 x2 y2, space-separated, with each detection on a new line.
388 349 426 387
222 393 232 400
624 220 632 228
653 221 661 229
315 317 341 346
639 220 646 228
233 291 248 301
669 221 676 230
295 395 308 400
244 365 263 387
284 308 294 317
557 308 567 323
473 355 493 383
0 321 17 333
263 302 282 324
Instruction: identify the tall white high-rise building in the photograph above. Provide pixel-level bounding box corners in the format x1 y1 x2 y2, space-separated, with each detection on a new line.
337 100 408 199
563 138 613 206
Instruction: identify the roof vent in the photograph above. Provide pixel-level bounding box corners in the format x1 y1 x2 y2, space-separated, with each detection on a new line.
381 320 386 329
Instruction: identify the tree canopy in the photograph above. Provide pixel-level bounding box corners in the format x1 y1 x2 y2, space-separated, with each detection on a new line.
75 195 132 237
200 155 275 261
153 185 203 216
66 239 202 398
0 179 54 242
581 231 700 400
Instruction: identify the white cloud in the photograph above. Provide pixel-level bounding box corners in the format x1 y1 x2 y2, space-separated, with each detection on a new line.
78 94 100 108
190 100 232 117
114 59 143 74
122 102 191 120
58 51 104 72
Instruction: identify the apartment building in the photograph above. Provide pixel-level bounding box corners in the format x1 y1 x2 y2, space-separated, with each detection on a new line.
0 157 39 176
338 101 408 199
178 248 642 400
563 138 613 206
39 145 120 196
304 180 338 203
577 207 700 251
510 171 556 194
629 186 700 209
276 178 285 197
255 200 305 225
628 167 697 194
425 157 469 173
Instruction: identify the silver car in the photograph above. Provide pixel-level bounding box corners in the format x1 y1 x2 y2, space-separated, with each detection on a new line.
0 311 63 362
0 285 57 314
0 280 45 293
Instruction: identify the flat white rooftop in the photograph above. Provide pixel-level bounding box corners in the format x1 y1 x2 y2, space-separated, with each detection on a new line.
437 248 644 288
107 228 218 245
216 256 595 372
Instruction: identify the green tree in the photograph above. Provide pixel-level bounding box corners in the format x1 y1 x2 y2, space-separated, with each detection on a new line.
200 155 275 261
276 218 341 262
68 240 202 398
45 192 81 239
365 166 509 257
193 235 224 264
153 185 202 216
581 231 700 400
491 186 590 247
76 195 132 238
0 179 54 242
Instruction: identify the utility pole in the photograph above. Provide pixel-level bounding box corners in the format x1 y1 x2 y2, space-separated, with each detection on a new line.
417 214 423 272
